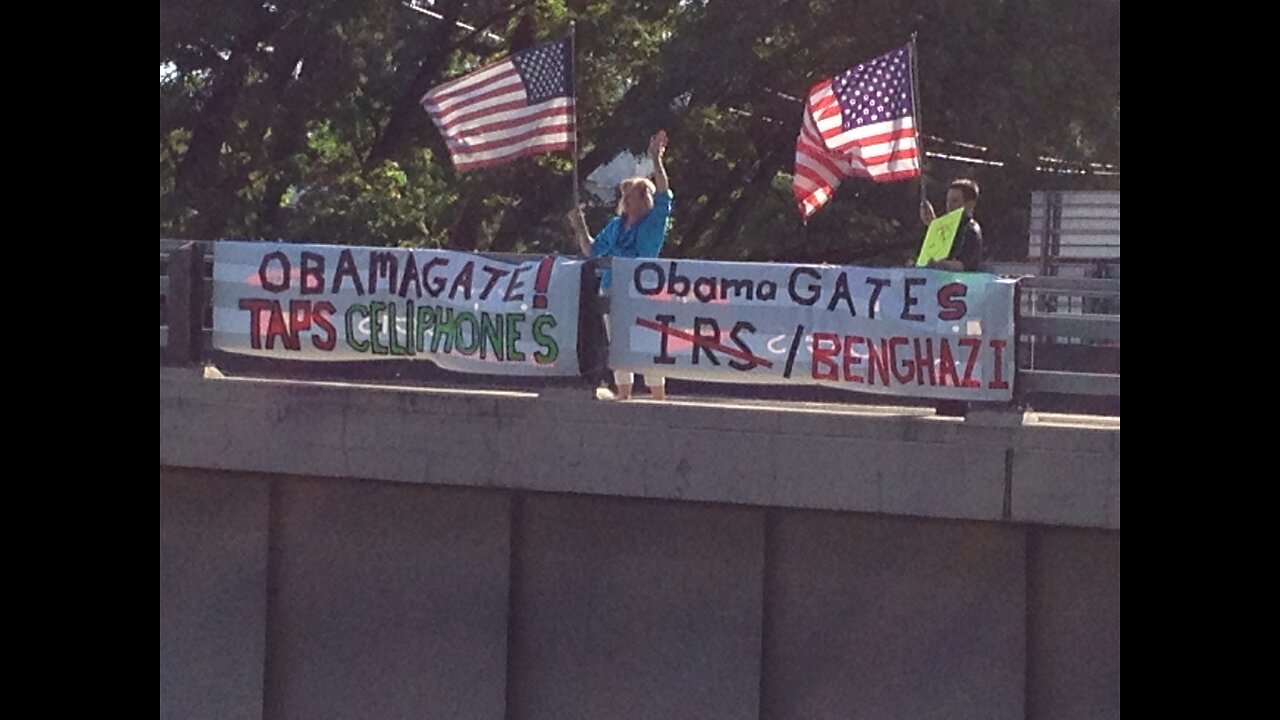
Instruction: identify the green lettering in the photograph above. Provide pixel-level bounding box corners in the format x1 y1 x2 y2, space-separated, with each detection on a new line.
369 301 389 355
505 313 526 362
532 314 559 365
480 312 504 361
416 305 435 353
345 304 370 352
430 307 455 353
455 312 480 356
388 302 409 356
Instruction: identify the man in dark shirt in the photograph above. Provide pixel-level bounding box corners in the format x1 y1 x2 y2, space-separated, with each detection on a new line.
919 178 983 272
919 179 984 417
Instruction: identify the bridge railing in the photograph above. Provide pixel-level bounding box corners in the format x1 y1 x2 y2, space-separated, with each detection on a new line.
161 240 1119 411
1015 276 1120 401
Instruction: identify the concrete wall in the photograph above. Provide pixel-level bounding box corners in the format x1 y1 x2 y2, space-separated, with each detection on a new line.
508 495 763 720
160 470 268 720
161 369 1118 529
1027 528 1122 720
265 478 511 720
160 370 1119 719
763 513 1026 720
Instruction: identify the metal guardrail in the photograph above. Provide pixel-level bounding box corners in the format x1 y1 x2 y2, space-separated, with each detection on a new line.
159 240 213 362
1020 277 1120 294
161 240 1120 407
1019 370 1120 397
1014 275 1120 401
1020 315 1120 343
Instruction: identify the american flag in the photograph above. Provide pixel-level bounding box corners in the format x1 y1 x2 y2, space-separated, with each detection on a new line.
421 37 575 172
793 44 921 219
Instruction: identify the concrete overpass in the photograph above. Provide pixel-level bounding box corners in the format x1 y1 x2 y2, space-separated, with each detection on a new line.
160 367 1119 719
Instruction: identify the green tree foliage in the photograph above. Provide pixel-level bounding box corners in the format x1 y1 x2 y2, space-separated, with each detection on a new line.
160 0 1119 261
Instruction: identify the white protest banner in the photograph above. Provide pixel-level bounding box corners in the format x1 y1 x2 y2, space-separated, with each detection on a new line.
213 241 581 376
608 259 1016 400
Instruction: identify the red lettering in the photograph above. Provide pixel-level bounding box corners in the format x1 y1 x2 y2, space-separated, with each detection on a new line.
265 300 290 350
989 339 1010 390
842 335 865 383
890 336 914 384
958 338 982 388
866 338 891 386
808 333 994 390
286 301 311 351
937 282 968 321
237 298 272 350
312 302 337 351
811 332 840 380
938 339 960 387
913 338 936 385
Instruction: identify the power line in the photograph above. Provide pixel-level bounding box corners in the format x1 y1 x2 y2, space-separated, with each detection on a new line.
925 150 1120 176
402 1 503 44
761 87 1118 176
921 134 1119 172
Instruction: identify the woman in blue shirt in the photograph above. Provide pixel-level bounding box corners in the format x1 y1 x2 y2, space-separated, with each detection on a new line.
568 130 673 400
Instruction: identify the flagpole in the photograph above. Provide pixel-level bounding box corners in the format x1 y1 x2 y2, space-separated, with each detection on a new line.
909 33 926 204
569 22 581 209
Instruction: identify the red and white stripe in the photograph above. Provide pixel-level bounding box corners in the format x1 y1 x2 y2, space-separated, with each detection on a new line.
793 78 921 219
421 58 574 172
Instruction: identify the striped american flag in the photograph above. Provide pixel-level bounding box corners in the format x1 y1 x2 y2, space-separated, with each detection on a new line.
421 37 575 172
793 44 921 219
